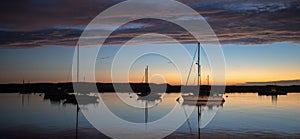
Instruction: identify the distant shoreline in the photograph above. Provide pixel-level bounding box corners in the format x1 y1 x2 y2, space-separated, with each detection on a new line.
0 82 300 93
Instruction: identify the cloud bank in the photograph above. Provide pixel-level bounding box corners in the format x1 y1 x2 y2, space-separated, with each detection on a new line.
0 0 299 48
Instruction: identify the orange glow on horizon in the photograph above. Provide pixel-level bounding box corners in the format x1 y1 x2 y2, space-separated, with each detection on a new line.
1 67 299 85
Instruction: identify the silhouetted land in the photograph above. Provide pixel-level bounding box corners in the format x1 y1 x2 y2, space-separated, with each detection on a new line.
0 82 300 94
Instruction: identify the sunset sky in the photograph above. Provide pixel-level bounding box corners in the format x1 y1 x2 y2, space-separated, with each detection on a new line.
0 0 299 85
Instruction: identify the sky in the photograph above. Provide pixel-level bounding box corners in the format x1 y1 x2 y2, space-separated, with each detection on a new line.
0 0 299 85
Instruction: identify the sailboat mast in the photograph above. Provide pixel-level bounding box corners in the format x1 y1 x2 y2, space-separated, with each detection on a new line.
77 44 79 83
197 42 201 87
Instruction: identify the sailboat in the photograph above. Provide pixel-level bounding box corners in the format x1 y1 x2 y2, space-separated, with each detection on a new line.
137 65 151 96
258 86 287 96
182 42 225 104
177 43 225 138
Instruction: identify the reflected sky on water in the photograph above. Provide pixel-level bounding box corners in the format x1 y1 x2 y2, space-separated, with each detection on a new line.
0 92 300 138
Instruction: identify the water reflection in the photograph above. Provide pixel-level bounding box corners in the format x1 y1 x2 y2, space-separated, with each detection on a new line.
136 92 163 124
272 95 278 104
99 92 172 123
19 92 100 139
0 92 300 138
43 92 99 105
258 93 287 105
177 94 225 139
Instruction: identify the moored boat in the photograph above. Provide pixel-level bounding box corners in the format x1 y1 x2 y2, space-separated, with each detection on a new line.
180 42 225 105
258 87 287 96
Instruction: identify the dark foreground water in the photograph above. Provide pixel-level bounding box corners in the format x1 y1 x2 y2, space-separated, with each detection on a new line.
0 92 299 139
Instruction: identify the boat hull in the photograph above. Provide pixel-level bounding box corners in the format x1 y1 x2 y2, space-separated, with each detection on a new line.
182 95 225 106
258 91 287 96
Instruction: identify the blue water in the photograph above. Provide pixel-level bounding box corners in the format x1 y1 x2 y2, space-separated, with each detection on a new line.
0 93 299 138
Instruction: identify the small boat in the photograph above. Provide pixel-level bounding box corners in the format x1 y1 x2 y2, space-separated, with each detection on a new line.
258 87 287 96
137 88 151 96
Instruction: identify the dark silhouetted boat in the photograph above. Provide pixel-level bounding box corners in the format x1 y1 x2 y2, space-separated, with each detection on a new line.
181 42 225 104
258 87 287 96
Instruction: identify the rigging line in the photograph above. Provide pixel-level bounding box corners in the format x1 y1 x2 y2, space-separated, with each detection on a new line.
175 99 193 136
64 45 75 82
141 75 144 83
192 75 197 86
185 47 198 86
66 64 72 82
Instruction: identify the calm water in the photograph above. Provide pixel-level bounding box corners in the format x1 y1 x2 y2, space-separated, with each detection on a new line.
0 92 300 139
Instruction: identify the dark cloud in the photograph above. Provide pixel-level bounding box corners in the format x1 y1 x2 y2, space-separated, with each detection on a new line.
0 29 81 48
0 0 299 48
0 0 121 31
